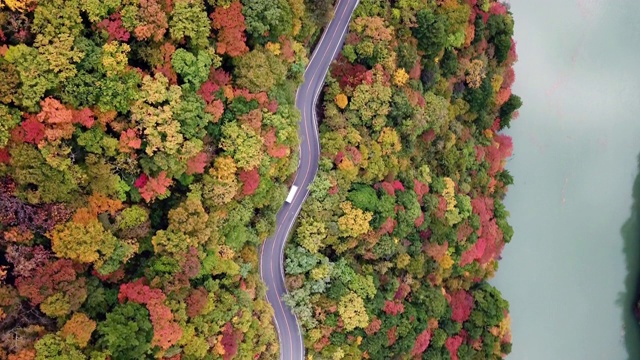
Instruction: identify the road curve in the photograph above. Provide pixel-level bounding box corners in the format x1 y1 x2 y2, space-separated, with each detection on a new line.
259 0 359 359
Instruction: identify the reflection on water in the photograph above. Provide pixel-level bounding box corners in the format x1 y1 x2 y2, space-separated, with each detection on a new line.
619 156 640 359
492 0 640 359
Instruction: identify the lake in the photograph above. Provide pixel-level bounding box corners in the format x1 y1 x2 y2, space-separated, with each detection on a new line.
491 0 640 359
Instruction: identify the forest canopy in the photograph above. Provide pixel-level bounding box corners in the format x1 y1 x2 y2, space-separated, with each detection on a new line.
283 0 521 359
0 0 335 358
0 0 522 358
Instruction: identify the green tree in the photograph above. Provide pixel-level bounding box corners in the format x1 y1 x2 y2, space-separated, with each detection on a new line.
0 105 21 147
348 78 392 130
412 9 448 61
97 302 154 360
241 0 293 43
175 90 213 140
233 48 288 92
169 0 210 49
486 14 514 64
347 185 379 212
220 122 264 170
10 144 81 203
34 334 86 360
3 44 59 111
499 94 522 129
171 49 212 89
285 246 319 275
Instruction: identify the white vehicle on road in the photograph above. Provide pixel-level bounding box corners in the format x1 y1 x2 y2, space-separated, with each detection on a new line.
285 185 299 203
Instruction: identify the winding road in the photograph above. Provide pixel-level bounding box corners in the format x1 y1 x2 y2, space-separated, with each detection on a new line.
259 0 359 359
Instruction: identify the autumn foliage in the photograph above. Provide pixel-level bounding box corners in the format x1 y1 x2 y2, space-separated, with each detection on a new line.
283 0 519 358
0 0 311 356
211 2 249 57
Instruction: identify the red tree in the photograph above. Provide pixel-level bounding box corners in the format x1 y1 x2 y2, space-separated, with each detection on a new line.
186 152 209 175
387 326 398 346
410 329 432 357
118 279 165 304
211 2 249 57
20 115 44 144
263 128 289 158
471 196 494 224
394 282 411 301
364 317 381 335
220 322 242 360
506 39 518 65
210 69 231 86
38 98 74 133
468 195 506 265
424 241 448 262
446 335 464 360
0 148 9 164
377 217 396 235
134 0 168 42
483 134 513 176
460 237 487 266
135 171 172 202
413 179 430 204
118 279 183 349
15 259 85 306
378 181 396 197
502 67 516 89
490 2 507 15
239 168 260 195
72 108 95 128
97 13 130 41
383 300 405 316
331 56 369 89
119 128 142 152
197 81 220 103
186 287 208 318
449 290 474 323
148 300 183 349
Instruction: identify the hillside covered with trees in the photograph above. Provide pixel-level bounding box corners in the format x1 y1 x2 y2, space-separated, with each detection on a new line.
283 0 521 358
0 0 334 358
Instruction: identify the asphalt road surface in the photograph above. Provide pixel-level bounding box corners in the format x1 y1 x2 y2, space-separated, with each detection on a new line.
259 0 359 359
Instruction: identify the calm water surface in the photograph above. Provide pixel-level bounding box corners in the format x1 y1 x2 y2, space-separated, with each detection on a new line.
492 0 640 359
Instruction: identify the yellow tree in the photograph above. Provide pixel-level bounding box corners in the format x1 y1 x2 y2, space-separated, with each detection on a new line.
49 219 117 266
442 177 463 225
335 93 348 109
393 68 409 86
296 217 327 254
377 127 401 155
153 196 211 255
60 313 96 348
465 59 485 89
202 156 239 207
167 197 210 245
1 0 30 11
442 177 457 211
338 292 369 331
337 202 372 238
151 229 191 255
131 74 185 156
